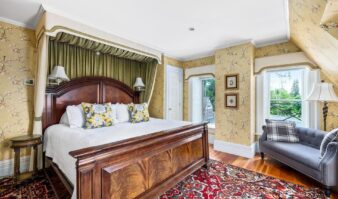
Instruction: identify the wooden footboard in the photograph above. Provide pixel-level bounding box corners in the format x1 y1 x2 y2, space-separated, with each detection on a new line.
69 123 209 199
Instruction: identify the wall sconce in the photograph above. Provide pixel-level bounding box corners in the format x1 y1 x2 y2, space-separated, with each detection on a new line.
133 77 145 91
48 66 70 85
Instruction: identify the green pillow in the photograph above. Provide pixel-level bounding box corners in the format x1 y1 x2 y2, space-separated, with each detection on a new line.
82 103 114 129
128 103 150 123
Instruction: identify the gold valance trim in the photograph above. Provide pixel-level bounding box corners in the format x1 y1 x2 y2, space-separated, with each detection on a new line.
37 25 161 64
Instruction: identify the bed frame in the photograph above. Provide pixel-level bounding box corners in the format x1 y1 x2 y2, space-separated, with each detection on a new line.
43 76 209 199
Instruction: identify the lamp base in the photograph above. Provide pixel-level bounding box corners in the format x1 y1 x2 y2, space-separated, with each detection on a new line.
134 87 145 92
323 101 328 131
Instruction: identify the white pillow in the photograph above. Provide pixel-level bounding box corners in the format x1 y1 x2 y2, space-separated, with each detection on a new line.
66 104 85 128
110 104 118 121
59 113 69 125
116 103 130 123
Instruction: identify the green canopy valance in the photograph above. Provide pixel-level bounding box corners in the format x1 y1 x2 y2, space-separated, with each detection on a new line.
48 32 158 103
50 32 155 63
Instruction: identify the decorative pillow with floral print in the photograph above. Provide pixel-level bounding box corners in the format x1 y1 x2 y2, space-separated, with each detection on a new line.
82 103 114 129
128 103 150 123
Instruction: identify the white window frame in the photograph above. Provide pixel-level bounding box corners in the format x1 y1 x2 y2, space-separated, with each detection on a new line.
188 75 215 128
256 65 320 134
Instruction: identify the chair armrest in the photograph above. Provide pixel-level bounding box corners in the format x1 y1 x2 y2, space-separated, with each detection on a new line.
320 142 338 186
259 126 268 144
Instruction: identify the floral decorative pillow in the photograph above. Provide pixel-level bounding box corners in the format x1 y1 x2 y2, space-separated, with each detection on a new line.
82 103 114 129
128 103 150 123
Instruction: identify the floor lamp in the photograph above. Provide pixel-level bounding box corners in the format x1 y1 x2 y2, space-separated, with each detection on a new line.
305 82 338 131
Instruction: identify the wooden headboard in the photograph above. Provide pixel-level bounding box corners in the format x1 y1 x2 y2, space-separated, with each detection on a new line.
42 76 139 131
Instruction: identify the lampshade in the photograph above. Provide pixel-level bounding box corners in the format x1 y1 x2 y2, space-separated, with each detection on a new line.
133 77 145 88
305 83 338 102
48 66 69 81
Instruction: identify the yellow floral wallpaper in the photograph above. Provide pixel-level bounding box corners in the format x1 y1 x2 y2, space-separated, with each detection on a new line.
290 0 338 87
182 56 215 69
215 43 255 146
255 41 301 58
0 21 37 161
149 56 183 118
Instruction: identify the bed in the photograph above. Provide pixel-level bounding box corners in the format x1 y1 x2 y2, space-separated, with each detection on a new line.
42 77 209 199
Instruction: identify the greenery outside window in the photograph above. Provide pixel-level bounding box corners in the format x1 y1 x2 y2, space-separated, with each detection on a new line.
267 69 303 126
202 78 215 126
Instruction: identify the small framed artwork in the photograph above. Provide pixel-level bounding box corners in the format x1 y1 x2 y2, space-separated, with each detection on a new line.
225 93 238 109
225 74 239 90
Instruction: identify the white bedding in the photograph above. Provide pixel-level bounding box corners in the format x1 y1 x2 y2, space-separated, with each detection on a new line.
44 118 191 199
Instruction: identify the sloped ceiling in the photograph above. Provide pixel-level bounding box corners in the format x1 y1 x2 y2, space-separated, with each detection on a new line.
320 0 338 39
321 0 338 25
289 0 338 86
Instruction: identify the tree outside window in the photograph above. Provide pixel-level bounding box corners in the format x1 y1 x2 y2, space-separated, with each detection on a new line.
268 69 303 125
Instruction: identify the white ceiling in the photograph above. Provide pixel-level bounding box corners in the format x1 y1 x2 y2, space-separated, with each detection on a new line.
0 0 289 60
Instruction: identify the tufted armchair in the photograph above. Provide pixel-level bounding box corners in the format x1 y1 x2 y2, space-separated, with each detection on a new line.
259 126 338 197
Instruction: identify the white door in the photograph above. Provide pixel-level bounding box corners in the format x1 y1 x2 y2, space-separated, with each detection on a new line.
166 65 183 120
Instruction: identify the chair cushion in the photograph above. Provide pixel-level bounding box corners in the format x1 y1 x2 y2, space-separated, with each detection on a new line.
265 119 299 142
261 141 322 170
320 128 338 157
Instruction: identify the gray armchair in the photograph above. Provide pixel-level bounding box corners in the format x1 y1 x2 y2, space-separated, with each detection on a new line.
259 126 338 197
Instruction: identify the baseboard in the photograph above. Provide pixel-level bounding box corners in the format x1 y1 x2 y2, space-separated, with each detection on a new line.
214 140 256 158
208 134 215 144
0 156 30 177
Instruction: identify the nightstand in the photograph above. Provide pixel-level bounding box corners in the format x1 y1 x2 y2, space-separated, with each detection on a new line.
10 134 42 183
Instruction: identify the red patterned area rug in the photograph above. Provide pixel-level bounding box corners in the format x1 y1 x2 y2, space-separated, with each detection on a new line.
0 173 56 199
160 160 325 199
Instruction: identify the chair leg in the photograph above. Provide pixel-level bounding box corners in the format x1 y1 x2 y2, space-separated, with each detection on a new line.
260 152 264 160
324 186 331 198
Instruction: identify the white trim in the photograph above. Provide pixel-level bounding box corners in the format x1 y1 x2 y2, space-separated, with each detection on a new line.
284 0 291 40
216 39 255 51
0 17 35 29
0 156 30 177
184 65 215 80
254 38 290 48
178 51 215 62
254 52 317 74
208 133 215 144
214 140 256 158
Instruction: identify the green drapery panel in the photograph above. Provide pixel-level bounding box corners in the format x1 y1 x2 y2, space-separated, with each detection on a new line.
50 32 155 62
48 33 157 103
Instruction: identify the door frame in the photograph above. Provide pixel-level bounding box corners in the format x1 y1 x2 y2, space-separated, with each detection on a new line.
165 65 183 120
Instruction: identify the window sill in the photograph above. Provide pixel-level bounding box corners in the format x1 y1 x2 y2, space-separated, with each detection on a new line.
208 123 215 129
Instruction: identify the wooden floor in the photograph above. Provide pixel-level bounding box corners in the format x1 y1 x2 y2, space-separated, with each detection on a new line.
210 144 338 199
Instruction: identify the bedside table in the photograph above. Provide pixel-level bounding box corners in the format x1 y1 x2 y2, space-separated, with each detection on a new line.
10 134 42 183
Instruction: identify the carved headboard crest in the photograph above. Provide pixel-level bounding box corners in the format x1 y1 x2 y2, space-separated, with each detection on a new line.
43 77 139 131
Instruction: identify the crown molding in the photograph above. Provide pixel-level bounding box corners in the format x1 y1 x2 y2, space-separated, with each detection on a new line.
284 0 291 40
0 16 34 29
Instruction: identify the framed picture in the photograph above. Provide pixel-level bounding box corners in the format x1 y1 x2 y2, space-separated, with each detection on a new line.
225 74 238 90
225 93 238 109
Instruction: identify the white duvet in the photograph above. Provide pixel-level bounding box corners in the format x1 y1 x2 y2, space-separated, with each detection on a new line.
44 118 191 199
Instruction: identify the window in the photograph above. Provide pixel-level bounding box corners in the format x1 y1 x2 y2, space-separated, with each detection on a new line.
267 69 303 126
189 76 215 128
202 78 215 125
256 65 320 134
